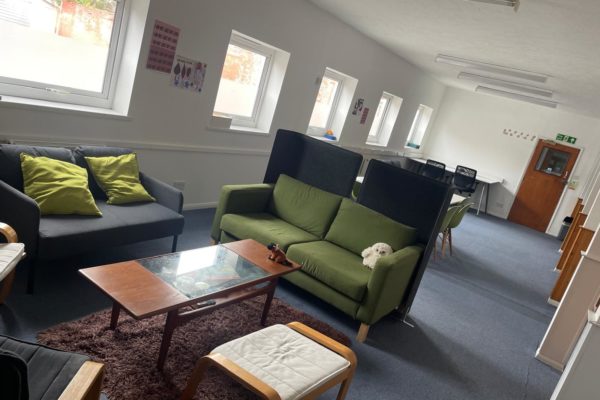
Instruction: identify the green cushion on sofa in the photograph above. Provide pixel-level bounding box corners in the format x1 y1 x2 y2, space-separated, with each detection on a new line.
325 198 417 255
20 154 102 216
220 213 319 251
269 175 342 238
286 241 370 302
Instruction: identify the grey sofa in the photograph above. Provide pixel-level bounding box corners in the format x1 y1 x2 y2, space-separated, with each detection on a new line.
0 144 185 293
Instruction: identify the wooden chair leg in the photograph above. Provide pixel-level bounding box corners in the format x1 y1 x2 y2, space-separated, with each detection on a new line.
441 231 448 257
448 229 453 256
356 323 370 343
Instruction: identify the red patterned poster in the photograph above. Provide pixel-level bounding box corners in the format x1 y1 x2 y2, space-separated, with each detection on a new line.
146 20 180 73
360 107 370 124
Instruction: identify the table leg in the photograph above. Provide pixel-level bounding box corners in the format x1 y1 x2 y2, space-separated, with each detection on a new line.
110 302 120 330
157 310 178 370
261 281 277 326
477 182 486 216
485 183 490 214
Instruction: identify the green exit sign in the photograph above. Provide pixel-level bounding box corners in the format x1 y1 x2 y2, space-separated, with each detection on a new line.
556 133 577 145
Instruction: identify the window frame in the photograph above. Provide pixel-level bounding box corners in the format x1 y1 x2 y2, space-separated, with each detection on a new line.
214 32 275 129
0 0 128 109
406 104 434 150
307 68 346 136
367 92 393 143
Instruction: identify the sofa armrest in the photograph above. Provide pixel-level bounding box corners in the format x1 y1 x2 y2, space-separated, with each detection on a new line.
210 184 274 242
356 245 422 325
0 180 40 258
139 173 183 214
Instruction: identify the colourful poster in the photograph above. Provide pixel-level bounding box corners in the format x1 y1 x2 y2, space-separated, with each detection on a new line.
171 55 207 93
360 107 370 124
146 20 180 73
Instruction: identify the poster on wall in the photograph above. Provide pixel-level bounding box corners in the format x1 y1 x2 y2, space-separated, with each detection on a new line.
171 55 207 93
360 107 370 124
352 98 364 115
146 20 180 73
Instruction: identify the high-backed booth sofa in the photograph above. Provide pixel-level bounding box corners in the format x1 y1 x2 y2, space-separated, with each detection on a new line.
0 144 185 293
210 131 452 341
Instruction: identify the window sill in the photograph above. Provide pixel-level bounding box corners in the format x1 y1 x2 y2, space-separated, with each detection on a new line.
0 95 131 120
309 135 339 143
366 141 387 147
206 125 271 136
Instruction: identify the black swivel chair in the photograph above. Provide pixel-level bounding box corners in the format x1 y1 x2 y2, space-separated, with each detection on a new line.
453 165 478 195
421 159 446 180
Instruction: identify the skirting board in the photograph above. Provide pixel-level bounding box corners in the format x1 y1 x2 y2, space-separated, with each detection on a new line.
183 202 217 211
534 350 565 371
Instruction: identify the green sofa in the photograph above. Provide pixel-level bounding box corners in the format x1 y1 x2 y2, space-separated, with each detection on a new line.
211 174 423 341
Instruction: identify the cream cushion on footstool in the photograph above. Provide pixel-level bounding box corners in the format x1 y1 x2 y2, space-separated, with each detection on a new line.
0 243 24 281
211 324 351 400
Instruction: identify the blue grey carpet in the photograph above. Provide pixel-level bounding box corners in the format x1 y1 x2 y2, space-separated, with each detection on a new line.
0 209 561 399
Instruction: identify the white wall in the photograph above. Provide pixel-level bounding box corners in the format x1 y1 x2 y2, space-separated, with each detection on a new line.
0 0 446 208
425 87 600 235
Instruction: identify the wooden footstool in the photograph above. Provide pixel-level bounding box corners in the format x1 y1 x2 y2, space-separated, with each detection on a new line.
182 322 357 400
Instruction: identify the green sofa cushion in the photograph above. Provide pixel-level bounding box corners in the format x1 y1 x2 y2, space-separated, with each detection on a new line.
220 213 319 251
286 241 370 302
269 175 342 238
325 198 417 256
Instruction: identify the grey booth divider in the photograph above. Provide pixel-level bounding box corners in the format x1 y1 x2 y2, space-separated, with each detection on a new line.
264 129 363 197
357 159 453 317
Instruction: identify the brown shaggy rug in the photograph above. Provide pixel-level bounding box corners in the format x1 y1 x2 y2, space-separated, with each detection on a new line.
38 297 350 400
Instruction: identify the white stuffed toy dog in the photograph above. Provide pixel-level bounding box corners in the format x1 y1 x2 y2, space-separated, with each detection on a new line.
361 242 393 269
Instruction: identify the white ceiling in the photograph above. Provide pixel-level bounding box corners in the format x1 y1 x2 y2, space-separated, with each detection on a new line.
309 0 600 118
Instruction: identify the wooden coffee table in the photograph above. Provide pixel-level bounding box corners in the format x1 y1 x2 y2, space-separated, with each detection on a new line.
80 239 301 370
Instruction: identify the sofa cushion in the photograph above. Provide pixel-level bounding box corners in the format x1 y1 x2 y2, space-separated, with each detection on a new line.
85 154 155 205
286 241 370 302
220 213 318 251
20 154 102 216
37 201 184 260
325 198 417 256
269 175 342 238
0 335 89 400
0 144 75 192
73 146 133 199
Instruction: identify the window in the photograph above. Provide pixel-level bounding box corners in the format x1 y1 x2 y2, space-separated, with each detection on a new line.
367 92 403 147
213 31 289 132
406 104 434 149
0 0 128 108
307 68 358 140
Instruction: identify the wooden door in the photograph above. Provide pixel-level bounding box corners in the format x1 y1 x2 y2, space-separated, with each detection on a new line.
508 139 580 232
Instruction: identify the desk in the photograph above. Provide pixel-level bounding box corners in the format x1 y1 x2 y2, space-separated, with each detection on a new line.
411 158 503 215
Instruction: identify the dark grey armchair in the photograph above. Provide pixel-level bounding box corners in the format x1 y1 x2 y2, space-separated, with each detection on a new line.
0 144 185 293
0 334 104 399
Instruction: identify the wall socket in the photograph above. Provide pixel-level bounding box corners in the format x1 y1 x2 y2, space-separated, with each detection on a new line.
173 181 186 191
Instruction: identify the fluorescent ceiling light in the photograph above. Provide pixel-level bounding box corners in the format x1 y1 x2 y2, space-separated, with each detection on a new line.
466 0 520 10
436 54 548 83
475 86 558 108
458 72 553 98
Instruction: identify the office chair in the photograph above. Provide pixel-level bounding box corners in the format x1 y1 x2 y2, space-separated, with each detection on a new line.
453 165 477 195
422 159 446 180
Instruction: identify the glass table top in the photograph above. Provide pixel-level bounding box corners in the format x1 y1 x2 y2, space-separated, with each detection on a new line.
138 245 269 299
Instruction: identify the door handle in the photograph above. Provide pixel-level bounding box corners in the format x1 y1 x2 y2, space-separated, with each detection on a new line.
561 170 569 185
